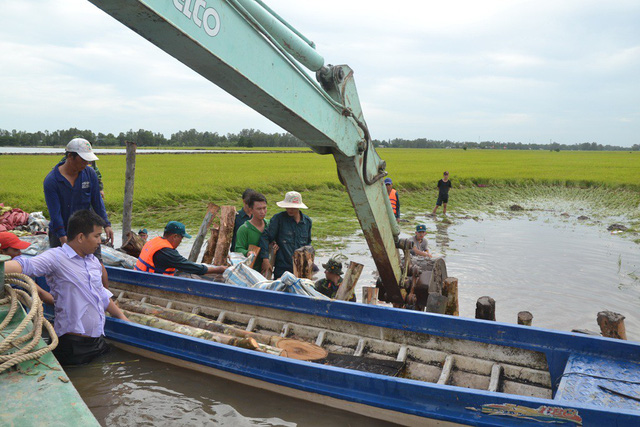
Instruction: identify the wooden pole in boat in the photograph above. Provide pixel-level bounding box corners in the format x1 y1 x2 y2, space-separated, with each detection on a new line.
201 227 219 264
121 140 137 244
213 206 236 266
293 245 315 279
517 311 533 326
597 311 627 340
362 286 378 305
264 244 278 280
443 277 459 316
475 296 496 321
335 261 364 301
247 245 260 269
188 203 220 262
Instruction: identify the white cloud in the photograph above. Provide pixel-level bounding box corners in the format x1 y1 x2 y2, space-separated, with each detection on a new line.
0 0 638 146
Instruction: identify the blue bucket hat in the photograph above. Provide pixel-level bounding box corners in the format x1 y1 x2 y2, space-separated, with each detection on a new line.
164 221 191 238
416 224 427 232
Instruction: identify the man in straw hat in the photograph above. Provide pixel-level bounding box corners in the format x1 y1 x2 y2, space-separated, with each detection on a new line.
259 191 312 279
314 258 356 302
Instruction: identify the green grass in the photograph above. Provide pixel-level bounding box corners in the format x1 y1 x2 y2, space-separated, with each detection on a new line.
1 149 639 247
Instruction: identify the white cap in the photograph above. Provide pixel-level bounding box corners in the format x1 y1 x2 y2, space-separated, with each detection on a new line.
66 138 99 161
276 191 308 209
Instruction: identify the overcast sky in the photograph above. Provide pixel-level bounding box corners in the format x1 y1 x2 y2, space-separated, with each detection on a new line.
1 0 638 146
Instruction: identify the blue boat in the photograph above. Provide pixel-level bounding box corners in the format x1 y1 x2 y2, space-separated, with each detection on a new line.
40 266 640 426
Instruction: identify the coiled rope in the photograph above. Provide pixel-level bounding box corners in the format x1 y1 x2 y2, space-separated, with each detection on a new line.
0 273 58 373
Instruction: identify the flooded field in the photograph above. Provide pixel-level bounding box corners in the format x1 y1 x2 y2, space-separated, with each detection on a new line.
70 201 639 426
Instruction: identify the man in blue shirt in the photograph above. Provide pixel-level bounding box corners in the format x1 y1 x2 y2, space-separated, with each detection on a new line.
259 191 312 279
44 138 113 249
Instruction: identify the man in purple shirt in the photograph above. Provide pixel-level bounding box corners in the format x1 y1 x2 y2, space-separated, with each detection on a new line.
5 210 128 365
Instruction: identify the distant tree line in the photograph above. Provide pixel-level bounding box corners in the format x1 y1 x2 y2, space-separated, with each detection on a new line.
0 128 305 148
1 128 637 151
373 138 639 151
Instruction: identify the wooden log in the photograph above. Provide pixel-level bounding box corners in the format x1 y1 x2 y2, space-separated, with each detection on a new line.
188 203 220 262
247 245 260 269
213 206 236 266
123 310 284 356
120 231 146 258
118 299 281 346
475 296 496 321
597 311 627 340
264 243 278 280
443 277 459 316
201 227 219 264
121 141 137 244
425 292 447 314
335 261 364 301
293 245 315 279
362 286 379 305
517 311 533 326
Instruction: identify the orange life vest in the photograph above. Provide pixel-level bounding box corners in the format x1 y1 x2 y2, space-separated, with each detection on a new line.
134 236 176 276
388 189 398 215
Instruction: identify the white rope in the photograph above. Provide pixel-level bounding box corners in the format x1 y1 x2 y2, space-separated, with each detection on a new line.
0 274 58 373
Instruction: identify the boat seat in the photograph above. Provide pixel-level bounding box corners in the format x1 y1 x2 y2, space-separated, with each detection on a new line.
554 353 640 411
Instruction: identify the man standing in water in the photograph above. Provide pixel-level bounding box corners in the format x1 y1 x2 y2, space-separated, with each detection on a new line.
432 171 452 216
4 210 129 365
385 178 400 219
259 191 312 279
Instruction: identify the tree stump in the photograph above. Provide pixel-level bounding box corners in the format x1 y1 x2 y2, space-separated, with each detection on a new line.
425 293 447 314
335 261 364 301
293 245 315 279
475 296 496 321
517 311 533 326
597 311 627 340
213 206 236 266
120 231 145 258
188 203 220 262
443 277 459 316
362 286 378 305
247 245 260 269
201 227 219 264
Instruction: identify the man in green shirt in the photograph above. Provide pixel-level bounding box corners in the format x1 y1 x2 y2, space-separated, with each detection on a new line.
235 192 269 271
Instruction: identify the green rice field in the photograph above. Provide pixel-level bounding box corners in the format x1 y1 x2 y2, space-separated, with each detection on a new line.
1 149 639 244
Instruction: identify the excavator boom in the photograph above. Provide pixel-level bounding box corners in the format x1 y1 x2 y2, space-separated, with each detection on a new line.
89 0 405 304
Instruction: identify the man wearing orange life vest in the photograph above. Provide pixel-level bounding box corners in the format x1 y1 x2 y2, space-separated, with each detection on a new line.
385 178 400 219
135 221 227 276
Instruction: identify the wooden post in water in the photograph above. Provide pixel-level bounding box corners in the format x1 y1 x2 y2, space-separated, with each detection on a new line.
213 206 236 266
597 311 627 340
362 286 379 305
293 245 315 279
518 311 533 326
188 203 220 262
475 296 496 321
121 141 137 244
335 261 364 301
443 277 459 316
201 227 219 264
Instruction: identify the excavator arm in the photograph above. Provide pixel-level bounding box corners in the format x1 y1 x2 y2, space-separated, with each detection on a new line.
89 0 407 304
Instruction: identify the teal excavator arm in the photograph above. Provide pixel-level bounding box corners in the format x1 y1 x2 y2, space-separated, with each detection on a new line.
89 0 408 305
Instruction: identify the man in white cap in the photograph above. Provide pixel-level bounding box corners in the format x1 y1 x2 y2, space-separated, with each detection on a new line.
43 138 113 251
259 191 312 279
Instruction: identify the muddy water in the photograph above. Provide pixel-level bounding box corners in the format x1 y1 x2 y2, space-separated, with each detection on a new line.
318 210 639 340
71 210 638 425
